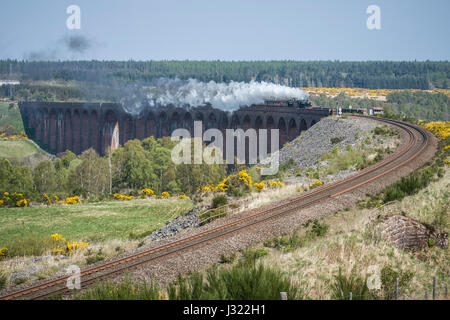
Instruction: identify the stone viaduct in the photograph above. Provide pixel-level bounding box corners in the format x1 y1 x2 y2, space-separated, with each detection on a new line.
18 101 331 156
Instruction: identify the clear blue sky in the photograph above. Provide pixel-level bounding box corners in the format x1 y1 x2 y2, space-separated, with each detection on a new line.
0 0 448 61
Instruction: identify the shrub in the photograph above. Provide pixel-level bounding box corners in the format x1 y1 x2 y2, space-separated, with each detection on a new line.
4 235 54 257
74 276 163 300
241 248 268 262
253 182 265 192
279 158 295 172
200 207 227 225
141 188 155 197
161 192 170 199
383 170 434 203
168 263 307 300
113 193 134 201
330 268 369 300
14 278 27 285
331 137 344 144
0 247 8 259
264 234 307 252
86 250 106 265
309 220 329 237
212 195 228 208
219 253 236 264
432 200 449 231
380 265 414 300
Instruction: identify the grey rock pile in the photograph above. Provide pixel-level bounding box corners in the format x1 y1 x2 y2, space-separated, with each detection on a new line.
273 116 379 170
144 205 208 242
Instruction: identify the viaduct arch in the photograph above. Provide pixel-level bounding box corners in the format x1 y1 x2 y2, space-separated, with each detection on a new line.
18 102 331 157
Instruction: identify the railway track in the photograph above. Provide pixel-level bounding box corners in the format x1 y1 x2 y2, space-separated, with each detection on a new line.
0 116 430 300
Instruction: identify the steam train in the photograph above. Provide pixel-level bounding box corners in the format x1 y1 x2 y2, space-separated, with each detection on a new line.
264 98 312 108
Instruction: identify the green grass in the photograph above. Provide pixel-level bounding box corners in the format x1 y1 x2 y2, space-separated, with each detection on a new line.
0 101 52 162
0 199 194 248
0 102 23 132
167 262 307 300
0 140 40 160
74 276 161 300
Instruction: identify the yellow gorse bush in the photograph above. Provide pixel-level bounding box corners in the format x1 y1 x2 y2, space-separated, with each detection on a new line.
113 194 134 201
254 182 265 192
0 247 8 258
216 179 229 192
51 233 64 241
16 199 28 207
161 192 170 199
420 121 450 140
196 170 286 197
1 192 29 208
50 233 89 256
0 131 28 140
43 193 52 205
238 170 253 187
202 185 212 193
66 240 89 252
65 196 81 204
268 180 284 189
178 194 189 199
141 188 156 197
309 180 324 189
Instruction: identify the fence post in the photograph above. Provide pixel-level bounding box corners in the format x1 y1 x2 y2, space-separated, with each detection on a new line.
432 277 436 300
349 292 352 300
403 294 407 300
280 292 287 300
425 291 428 300
395 278 399 300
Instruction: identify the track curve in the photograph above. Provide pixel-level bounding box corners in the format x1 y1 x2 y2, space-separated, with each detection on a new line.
0 116 431 300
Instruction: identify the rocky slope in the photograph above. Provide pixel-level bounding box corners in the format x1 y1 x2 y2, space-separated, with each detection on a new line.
273 116 396 170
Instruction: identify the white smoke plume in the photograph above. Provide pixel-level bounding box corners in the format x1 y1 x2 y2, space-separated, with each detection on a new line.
146 78 308 112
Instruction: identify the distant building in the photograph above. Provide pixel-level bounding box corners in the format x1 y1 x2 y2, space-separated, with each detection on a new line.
0 80 20 86
372 107 384 115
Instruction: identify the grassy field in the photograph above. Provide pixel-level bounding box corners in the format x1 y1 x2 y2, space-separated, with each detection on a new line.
0 101 47 162
0 198 194 247
0 139 40 160
0 101 23 132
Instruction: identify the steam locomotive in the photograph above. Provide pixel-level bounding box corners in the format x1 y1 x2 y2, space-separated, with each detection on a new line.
264 98 312 108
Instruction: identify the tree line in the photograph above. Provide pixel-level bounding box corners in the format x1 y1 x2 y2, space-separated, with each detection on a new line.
1 60 448 89
309 91 449 121
0 137 226 201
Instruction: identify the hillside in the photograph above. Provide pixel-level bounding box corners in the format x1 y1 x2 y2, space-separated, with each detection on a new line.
256 165 449 300
0 101 23 133
0 139 52 166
